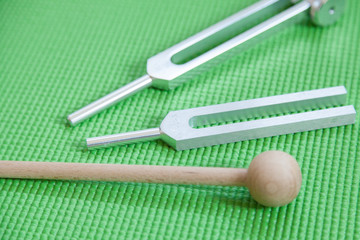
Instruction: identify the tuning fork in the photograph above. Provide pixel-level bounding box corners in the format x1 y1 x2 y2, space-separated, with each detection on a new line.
86 86 356 151
67 0 346 126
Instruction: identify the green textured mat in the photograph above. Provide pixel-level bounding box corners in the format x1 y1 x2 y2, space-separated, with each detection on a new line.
0 0 359 239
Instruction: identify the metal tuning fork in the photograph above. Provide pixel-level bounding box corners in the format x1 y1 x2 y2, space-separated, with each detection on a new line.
67 0 346 126
87 86 356 151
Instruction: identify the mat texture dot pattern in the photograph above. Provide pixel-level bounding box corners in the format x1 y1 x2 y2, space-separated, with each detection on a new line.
0 0 359 239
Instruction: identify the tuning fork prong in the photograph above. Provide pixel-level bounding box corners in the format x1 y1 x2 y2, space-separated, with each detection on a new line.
67 0 346 126
86 86 356 151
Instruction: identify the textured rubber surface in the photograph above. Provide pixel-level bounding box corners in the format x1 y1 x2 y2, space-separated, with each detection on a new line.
0 0 359 239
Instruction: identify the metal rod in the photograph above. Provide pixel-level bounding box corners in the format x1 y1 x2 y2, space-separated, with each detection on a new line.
87 128 162 149
67 75 153 126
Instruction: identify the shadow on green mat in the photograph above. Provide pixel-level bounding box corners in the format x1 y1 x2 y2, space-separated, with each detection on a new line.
0 179 268 211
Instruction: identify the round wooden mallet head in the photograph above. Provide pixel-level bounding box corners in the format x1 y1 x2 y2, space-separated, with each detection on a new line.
246 151 302 207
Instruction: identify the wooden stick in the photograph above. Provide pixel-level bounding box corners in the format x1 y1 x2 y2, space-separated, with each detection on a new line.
0 161 247 186
0 151 302 207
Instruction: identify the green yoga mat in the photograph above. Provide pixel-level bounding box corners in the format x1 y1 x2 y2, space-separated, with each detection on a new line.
0 0 359 239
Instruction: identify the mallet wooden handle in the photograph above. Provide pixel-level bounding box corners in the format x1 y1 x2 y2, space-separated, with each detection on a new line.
0 161 247 186
0 152 302 207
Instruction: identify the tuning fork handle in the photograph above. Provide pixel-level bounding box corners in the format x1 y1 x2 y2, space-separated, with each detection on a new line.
86 128 161 149
67 75 153 126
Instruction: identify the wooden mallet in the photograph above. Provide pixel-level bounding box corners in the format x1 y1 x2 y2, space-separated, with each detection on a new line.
0 151 301 207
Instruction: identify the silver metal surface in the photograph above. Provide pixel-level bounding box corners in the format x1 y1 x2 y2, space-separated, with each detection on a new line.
86 86 356 151
67 75 152 126
310 0 346 26
87 128 161 149
68 0 346 125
